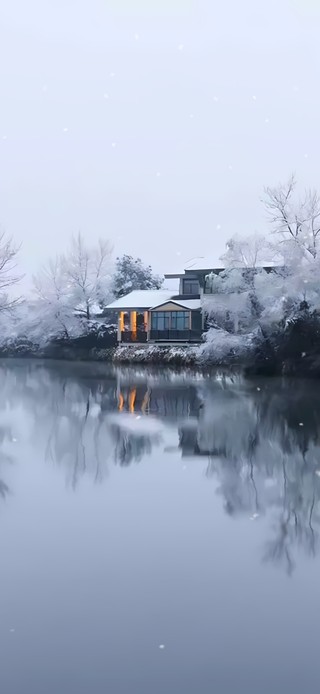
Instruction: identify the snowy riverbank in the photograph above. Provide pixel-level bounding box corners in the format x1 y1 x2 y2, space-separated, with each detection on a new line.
1 313 320 377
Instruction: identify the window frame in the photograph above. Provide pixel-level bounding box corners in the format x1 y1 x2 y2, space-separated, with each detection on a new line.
151 310 190 331
183 279 200 295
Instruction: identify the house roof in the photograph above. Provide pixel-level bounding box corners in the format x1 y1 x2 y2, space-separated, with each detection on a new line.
165 256 283 278
151 299 201 310
184 257 225 271
105 290 175 310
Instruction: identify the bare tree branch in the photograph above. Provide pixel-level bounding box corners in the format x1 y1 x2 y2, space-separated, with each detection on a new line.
0 231 23 311
264 175 320 259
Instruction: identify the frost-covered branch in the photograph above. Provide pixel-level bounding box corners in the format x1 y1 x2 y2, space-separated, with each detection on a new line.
264 174 320 260
0 231 22 312
221 233 278 268
64 233 113 319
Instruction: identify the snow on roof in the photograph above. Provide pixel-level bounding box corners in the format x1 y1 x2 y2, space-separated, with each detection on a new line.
105 290 175 310
184 256 225 271
166 256 283 276
151 298 201 310
164 256 225 277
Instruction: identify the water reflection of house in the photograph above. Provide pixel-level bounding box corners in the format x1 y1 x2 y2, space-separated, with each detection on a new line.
178 420 228 458
116 378 201 419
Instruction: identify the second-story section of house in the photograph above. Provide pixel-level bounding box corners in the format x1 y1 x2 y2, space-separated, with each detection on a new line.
164 257 224 298
164 256 279 297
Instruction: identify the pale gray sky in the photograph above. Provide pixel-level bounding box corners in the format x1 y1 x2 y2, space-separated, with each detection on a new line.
0 0 320 284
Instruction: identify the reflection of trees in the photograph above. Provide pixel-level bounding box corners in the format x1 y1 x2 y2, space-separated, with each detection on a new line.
3 360 320 575
110 426 157 466
0 361 120 490
0 422 16 502
180 380 320 574
0 361 164 488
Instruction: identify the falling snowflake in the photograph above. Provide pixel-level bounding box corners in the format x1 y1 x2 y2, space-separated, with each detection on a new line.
111 142 116 148
250 513 259 521
63 127 68 133
252 95 257 101
110 72 115 78
159 644 165 650
299 422 304 427
156 171 161 177
228 164 233 171
2 135 7 140
42 84 48 92
265 118 270 124
301 352 306 357
304 153 308 159
213 95 219 102
315 470 320 477
189 113 194 119
134 33 140 41
178 43 184 51
216 224 221 230
256 387 261 391
103 93 109 99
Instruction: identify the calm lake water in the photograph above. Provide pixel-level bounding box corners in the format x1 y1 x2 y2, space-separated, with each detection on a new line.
1 360 320 693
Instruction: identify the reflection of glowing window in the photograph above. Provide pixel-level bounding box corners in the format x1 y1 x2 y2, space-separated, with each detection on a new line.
118 392 124 411
128 388 136 413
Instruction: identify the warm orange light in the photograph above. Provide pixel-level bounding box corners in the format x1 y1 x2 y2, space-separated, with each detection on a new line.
130 311 137 331
118 392 124 412
128 388 136 413
119 312 125 331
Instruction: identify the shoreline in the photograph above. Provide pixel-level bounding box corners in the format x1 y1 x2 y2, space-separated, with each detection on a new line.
0 340 319 378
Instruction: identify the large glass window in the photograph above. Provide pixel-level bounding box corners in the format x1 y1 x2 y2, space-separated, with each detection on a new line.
151 311 189 330
151 311 169 330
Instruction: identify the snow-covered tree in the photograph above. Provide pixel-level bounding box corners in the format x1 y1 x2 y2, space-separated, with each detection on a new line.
221 232 277 268
112 254 162 298
32 233 114 341
0 231 22 312
63 233 113 319
261 176 320 317
33 257 79 340
203 185 320 339
264 174 320 261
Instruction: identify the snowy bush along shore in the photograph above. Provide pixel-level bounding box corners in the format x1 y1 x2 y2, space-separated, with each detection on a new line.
113 344 199 366
1 174 320 372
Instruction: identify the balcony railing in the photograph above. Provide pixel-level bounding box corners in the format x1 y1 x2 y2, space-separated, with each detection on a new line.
121 330 147 343
149 329 202 342
120 329 202 343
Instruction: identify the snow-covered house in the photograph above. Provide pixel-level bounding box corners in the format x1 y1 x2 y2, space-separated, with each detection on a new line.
105 257 280 344
105 289 202 344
